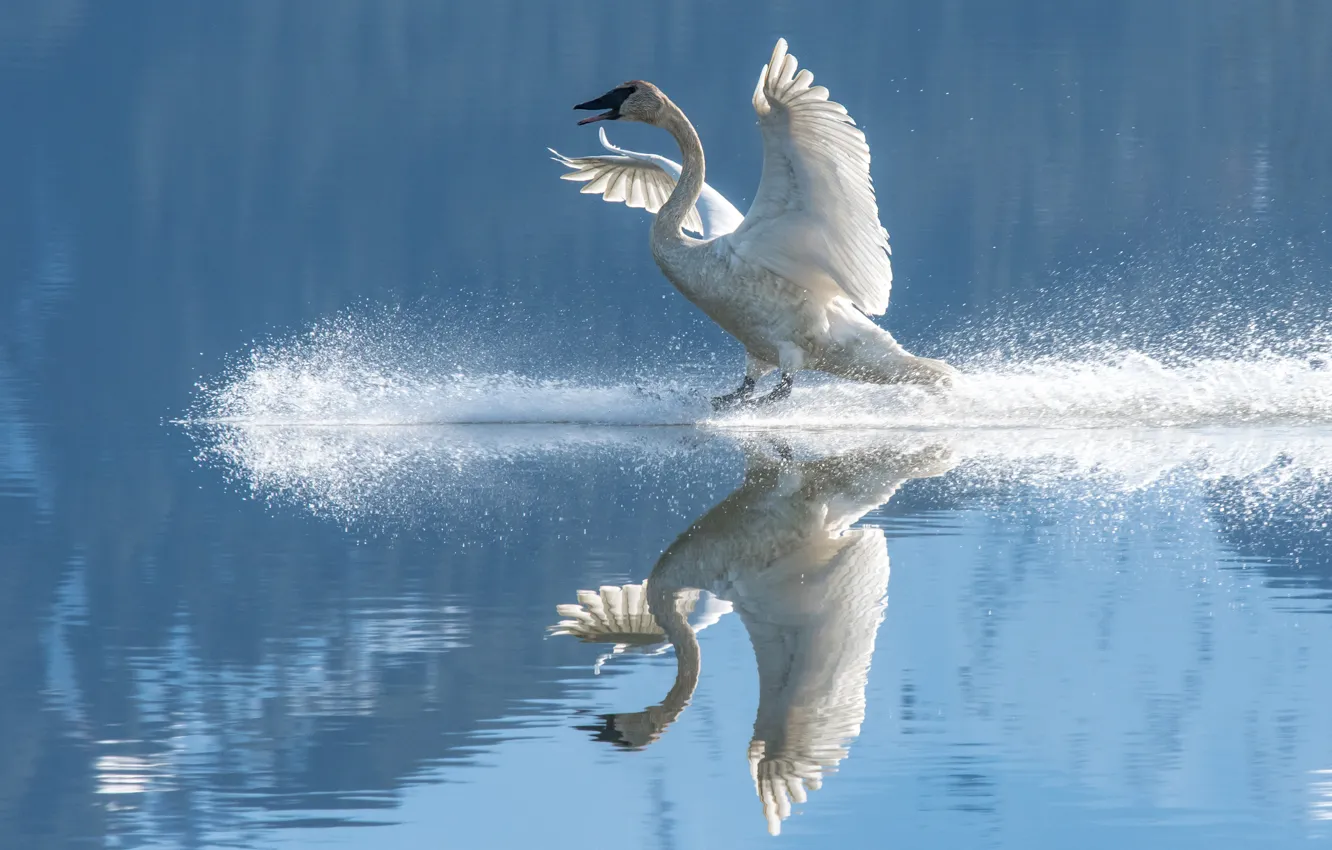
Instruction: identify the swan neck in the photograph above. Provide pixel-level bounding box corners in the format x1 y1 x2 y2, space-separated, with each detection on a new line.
653 98 705 241
649 582 702 716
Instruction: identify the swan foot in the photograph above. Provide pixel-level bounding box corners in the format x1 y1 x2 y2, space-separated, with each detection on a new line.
711 376 756 410
747 372 793 407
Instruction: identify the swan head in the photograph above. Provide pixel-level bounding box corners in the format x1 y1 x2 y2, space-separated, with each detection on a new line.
574 80 666 126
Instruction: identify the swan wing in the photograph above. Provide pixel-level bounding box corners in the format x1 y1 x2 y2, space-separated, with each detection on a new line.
550 129 744 238
594 129 745 237
726 38 893 315
547 581 730 643
746 529 888 836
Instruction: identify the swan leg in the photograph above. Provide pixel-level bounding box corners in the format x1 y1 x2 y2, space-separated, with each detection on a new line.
712 354 776 410
742 343 800 406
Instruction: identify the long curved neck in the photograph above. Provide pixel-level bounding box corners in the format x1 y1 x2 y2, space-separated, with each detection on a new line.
652 98 705 243
647 582 702 722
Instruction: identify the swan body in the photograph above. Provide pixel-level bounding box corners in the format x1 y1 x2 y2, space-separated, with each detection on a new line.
561 39 958 405
549 442 956 834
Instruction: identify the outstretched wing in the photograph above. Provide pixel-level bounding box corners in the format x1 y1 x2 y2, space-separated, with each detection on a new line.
550 128 744 239
745 529 890 836
725 39 893 315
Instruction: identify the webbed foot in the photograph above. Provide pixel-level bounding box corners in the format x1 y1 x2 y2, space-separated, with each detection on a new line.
711 376 757 410
747 373 793 406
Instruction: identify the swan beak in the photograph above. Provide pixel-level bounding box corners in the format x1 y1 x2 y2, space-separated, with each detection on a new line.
576 111 615 125
574 86 634 125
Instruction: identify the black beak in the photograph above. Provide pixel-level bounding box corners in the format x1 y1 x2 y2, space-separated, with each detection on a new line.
574 85 635 125
576 714 637 747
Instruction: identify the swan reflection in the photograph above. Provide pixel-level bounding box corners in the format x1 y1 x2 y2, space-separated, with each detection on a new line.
550 442 955 834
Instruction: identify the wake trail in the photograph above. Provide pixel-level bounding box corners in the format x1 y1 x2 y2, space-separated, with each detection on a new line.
182 323 1332 528
191 349 1332 431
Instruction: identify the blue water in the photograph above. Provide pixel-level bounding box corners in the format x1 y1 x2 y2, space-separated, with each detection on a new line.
4 2 1332 847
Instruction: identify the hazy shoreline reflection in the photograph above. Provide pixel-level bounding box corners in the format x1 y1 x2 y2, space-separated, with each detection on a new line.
551 442 955 834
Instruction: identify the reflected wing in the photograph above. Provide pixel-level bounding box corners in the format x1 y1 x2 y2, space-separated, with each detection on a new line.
550 128 744 238
725 39 893 315
548 581 731 646
746 529 889 835
550 583 665 646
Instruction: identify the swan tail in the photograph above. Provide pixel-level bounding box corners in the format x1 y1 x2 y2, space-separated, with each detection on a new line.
876 354 959 386
841 352 957 387
821 317 959 386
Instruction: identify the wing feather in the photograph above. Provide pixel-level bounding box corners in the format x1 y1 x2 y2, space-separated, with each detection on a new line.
726 38 894 315
551 129 743 239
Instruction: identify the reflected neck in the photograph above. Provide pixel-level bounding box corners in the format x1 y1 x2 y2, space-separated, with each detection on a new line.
646 581 702 727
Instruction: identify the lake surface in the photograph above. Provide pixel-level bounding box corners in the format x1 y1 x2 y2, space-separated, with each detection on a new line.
3 2 1332 848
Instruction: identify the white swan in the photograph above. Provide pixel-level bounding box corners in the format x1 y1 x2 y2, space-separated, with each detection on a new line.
560 38 958 408
549 442 956 834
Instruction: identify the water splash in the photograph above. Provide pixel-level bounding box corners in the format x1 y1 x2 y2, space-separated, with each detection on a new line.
191 320 1332 430
183 306 1332 528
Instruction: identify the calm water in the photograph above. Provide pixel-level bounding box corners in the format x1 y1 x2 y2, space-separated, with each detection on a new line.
4 2 1332 848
